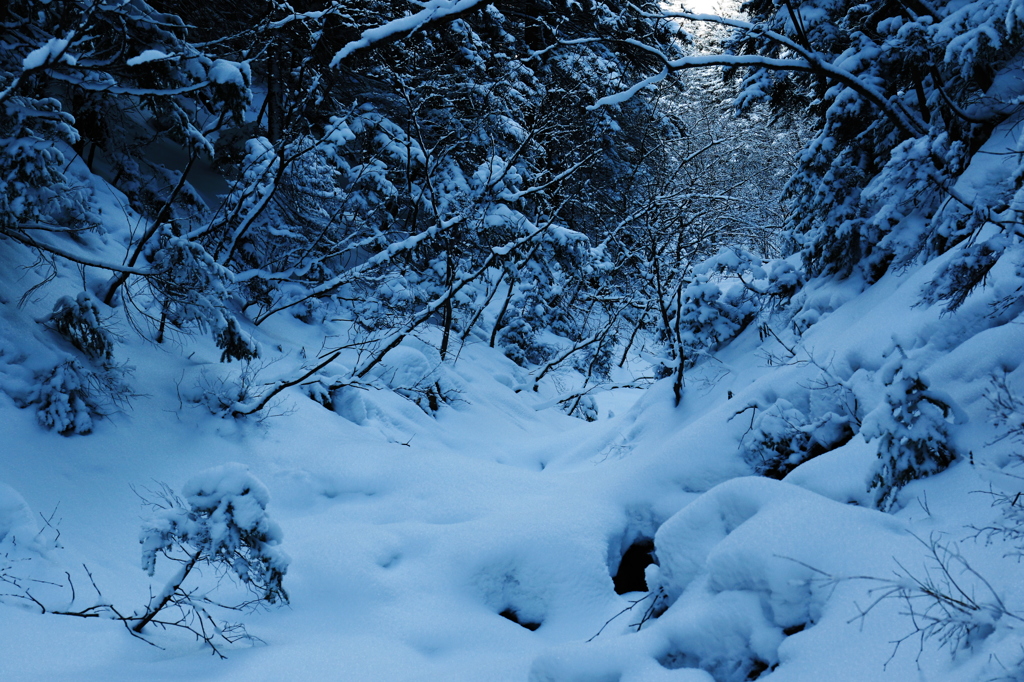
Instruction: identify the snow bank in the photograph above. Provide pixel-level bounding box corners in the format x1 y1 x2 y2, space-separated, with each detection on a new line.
652 477 905 617
532 477 911 681
0 482 37 547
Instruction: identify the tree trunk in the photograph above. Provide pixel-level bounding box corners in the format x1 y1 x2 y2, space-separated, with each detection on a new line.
132 551 201 633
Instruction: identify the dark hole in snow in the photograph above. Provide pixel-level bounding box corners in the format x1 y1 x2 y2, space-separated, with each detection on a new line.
782 622 806 636
613 537 656 594
747 659 775 679
499 608 540 631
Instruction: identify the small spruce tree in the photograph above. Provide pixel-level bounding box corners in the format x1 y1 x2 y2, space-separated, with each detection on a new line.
864 361 959 511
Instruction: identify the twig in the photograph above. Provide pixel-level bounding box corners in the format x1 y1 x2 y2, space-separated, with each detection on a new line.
586 591 662 642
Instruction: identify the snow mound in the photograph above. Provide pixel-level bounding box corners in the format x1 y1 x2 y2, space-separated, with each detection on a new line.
207 59 248 86
533 478 911 682
0 482 37 547
651 477 905 622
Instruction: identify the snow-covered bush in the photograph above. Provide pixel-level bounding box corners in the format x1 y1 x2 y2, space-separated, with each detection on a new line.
564 394 599 422
136 463 288 634
214 317 259 364
677 275 757 365
44 293 114 362
28 358 131 436
922 236 1007 312
188 360 262 417
0 467 286 657
988 371 1024 447
737 395 855 479
23 292 138 435
976 370 1024 554
863 361 960 511
30 360 100 435
496 316 550 368
0 94 96 235
147 228 258 362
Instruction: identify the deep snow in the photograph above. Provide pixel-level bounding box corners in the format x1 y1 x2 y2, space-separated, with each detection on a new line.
3 96 1024 682
3 236 1024 681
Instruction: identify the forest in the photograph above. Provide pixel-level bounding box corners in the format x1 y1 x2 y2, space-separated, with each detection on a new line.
2 1 1024 680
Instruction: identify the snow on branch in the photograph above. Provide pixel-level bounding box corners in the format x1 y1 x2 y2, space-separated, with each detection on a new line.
2 227 160 276
329 0 488 67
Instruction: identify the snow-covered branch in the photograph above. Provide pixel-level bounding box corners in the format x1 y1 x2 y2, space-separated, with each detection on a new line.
329 0 488 67
2 228 159 276
591 11 927 137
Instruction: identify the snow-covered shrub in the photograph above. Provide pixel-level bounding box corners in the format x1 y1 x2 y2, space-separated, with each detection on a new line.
494 278 556 369
677 275 756 366
27 293 132 435
0 95 96 235
977 371 1024 555
31 360 97 435
137 463 289 633
847 533 1018 665
27 359 135 436
44 293 114 362
988 371 1024 447
188 359 274 419
737 396 855 479
147 228 257 362
863 362 960 511
2 466 287 656
149 231 231 320
496 321 554 368
214 317 259 364
921 235 1009 312
757 259 804 310
563 394 599 422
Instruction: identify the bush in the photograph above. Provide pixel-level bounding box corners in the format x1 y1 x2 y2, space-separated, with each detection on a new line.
136 463 289 635
30 360 132 435
863 361 959 511
45 293 114 362
737 398 854 479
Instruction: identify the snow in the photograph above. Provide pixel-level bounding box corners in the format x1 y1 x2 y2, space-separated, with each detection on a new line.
0 482 38 546
87 134 1009 682
330 0 488 67
22 38 72 70
4 215 1024 680
126 50 170 66
5 16 1024 681
207 59 247 87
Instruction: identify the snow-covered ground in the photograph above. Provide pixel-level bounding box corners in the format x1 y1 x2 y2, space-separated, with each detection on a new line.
3 229 1024 681
3 94 1024 681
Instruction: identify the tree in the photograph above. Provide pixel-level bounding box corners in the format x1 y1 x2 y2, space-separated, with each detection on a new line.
136 463 289 635
0 464 287 657
0 0 803 424
625 1 1024 284
863 357 960 510
208 0 698 396
1 0 258 363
